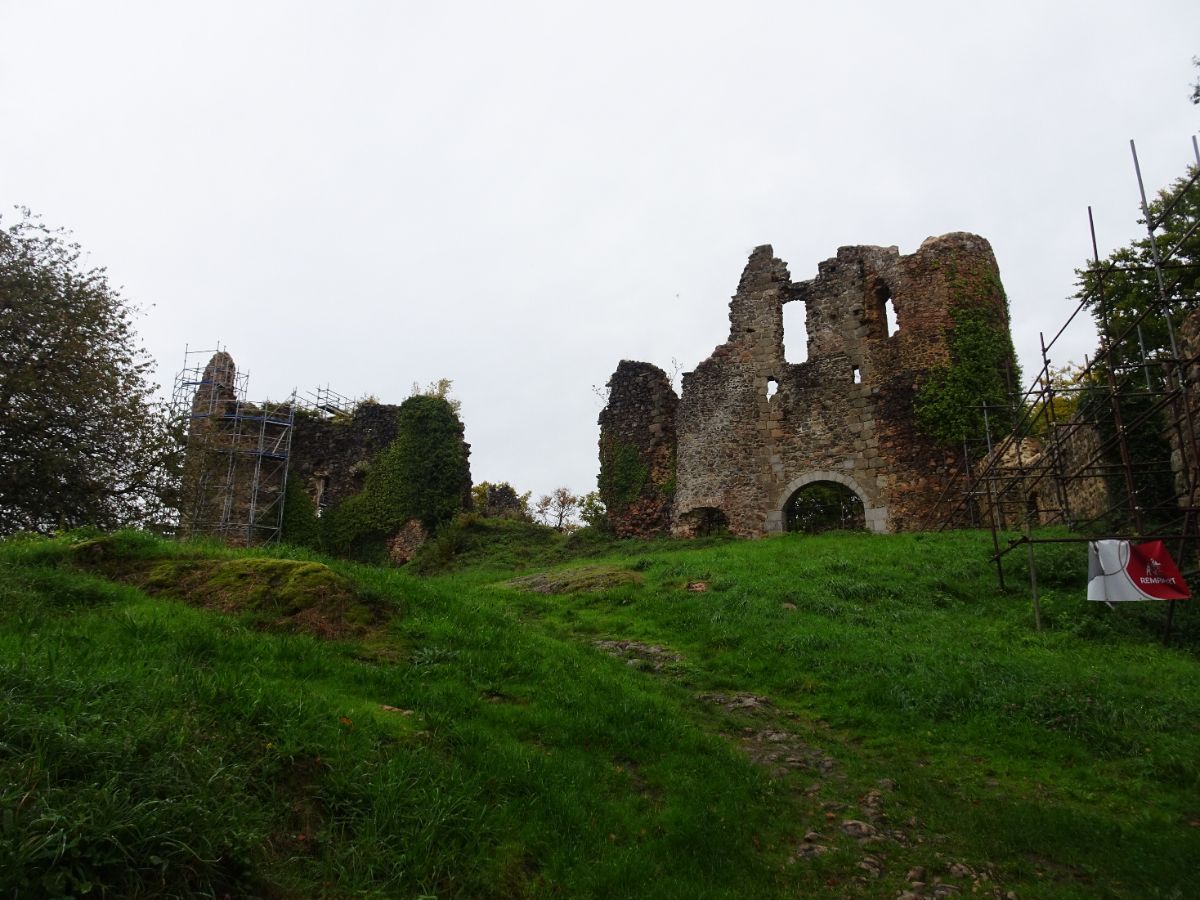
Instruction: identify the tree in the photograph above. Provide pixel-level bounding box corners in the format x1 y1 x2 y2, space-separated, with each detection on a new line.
1071 107 1200 523
471 481 532 520
534 487 580 531
578 490 607 531
0 209 177 534
1078 164 1199 380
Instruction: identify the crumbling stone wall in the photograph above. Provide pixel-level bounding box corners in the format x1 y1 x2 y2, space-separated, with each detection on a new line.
179 352 286 545
597 361 678 537
600 233 1014 536
182 352 470 554
289 403 402 514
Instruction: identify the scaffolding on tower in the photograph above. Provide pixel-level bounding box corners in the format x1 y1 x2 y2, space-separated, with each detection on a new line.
170 345 296 546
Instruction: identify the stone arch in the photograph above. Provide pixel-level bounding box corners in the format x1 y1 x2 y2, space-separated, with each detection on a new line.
765 470 888 534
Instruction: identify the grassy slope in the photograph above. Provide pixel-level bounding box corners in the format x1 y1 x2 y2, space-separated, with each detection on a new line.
1 524 1198 898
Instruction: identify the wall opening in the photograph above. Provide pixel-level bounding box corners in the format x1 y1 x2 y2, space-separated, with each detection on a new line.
766 377 779 400
785 481 866 533
679 506 729 537
852 366 861 384
873 282 898 337
783 300 808 363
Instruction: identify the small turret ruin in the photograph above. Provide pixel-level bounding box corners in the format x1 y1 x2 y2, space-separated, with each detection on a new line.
599 233 1016 537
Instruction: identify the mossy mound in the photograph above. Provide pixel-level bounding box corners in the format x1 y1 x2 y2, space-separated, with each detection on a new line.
506 565 643 595
71 539 381 638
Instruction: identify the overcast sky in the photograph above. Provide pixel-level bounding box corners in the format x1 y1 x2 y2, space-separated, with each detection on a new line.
2 2 1198 502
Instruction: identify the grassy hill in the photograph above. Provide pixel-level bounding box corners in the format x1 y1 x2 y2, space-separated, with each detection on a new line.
1 523 1197 898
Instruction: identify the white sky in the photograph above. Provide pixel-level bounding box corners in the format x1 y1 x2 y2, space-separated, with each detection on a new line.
2 1 1198 502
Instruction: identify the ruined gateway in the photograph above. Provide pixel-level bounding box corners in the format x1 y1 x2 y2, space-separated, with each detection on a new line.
598 233 1014 537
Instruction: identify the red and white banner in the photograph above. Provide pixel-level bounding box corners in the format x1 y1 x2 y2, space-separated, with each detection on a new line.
1086 540 1191 602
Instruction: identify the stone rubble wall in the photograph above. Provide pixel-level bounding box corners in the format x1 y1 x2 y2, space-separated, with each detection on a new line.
289 403 403 513
597 360 678 538
600 232 1015 536
178 352 270 544
183 353 470 554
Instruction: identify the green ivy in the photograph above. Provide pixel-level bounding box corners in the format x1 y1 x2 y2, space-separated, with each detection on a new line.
914 288 1018 448
597 438 648 513
320 395 470 560
278 476 320 549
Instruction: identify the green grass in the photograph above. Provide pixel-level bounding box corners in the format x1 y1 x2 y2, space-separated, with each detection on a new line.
2 523 1198 897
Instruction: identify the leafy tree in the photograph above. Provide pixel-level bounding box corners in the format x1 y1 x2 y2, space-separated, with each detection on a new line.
1078 164 1199 381
471 481 531 520
534 487 580 532
578 490 608 531
1025 361 1098 437
0 209 177 534
1071 139 1200 523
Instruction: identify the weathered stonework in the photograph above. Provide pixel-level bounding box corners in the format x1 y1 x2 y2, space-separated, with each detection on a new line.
387 519 428 564
181 351 471 551
178 352 292 545
600 233 1014 536
290 403 403 514
597 361 678 537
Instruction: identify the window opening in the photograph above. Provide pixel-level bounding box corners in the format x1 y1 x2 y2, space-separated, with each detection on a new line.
852 366 861 384
873 282 898 338
783 301 808 363
766 377 779 400
681 507 728 537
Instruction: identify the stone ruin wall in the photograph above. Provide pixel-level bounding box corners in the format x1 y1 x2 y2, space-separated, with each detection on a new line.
290 403 403 515
597 361 678 538
599 233 1014 536
181 351 470 555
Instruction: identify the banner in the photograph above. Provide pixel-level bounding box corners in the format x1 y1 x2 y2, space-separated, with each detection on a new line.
1086 540 1191 602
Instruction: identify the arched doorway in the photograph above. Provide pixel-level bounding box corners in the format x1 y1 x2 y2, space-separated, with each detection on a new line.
785 481 865 533
766 470 887 534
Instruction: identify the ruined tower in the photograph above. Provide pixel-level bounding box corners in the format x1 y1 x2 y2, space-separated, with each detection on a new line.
598 233 1015 536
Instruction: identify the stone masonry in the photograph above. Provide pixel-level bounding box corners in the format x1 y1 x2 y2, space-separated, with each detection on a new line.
181 351 470 552
597 361 678 538
290 403 403 514
599 233 1014 536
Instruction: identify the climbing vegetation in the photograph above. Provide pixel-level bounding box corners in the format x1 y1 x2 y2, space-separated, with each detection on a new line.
322 395 470 560
597 438 648 513
279 476 320 549
914 275 1018 449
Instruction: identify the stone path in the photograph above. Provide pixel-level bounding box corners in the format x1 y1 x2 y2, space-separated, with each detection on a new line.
592 640 1019 897
592 639 682 672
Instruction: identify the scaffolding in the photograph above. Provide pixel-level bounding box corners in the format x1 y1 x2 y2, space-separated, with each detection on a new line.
922 137 1200 639
297 384 356 420
170 345 296 546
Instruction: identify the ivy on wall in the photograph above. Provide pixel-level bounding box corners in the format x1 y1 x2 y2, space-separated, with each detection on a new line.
320 395 470 560
597 437 648 513
914 272 1018 449
279 476 320 549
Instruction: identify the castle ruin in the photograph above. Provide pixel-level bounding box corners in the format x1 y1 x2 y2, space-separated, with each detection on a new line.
599 233 1015 537
175 349 468 555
